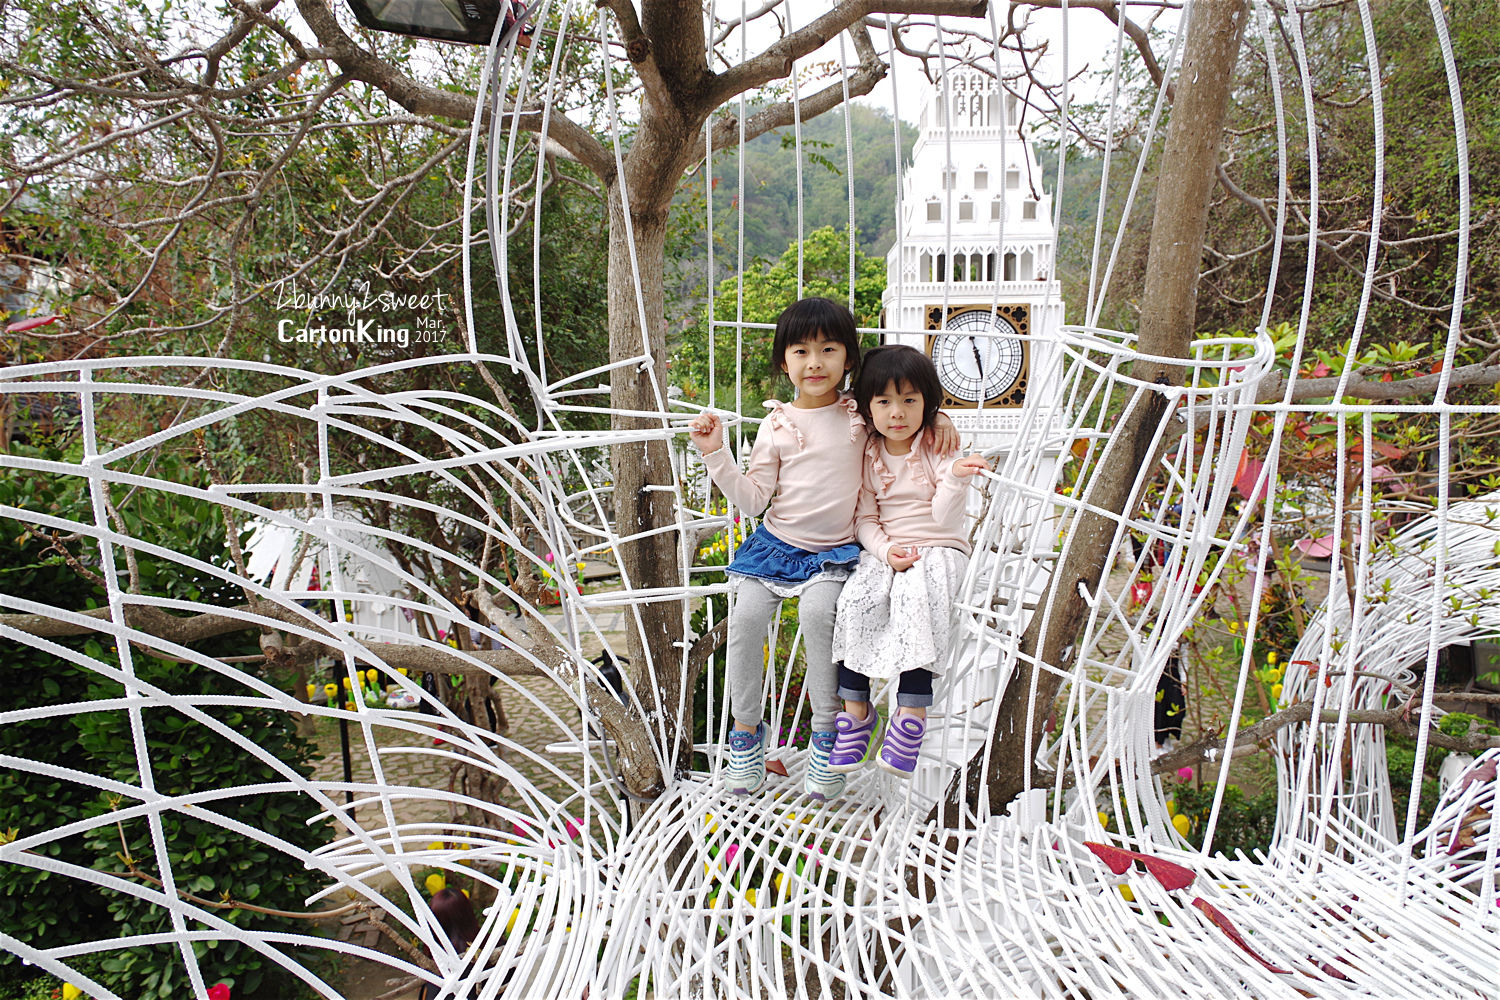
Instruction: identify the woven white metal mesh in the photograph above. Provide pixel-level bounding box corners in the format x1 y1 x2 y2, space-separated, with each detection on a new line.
2 1 1498 997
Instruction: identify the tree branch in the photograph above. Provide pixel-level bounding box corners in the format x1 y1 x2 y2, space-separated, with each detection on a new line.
1149 701 1500 778
1018 0 1169 92
1256 355 1500 404
598 0 673 116
292 0 616 181
705 0 987 110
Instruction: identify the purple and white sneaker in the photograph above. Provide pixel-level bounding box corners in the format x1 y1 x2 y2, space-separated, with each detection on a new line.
877 713 926 778
826 710 878 773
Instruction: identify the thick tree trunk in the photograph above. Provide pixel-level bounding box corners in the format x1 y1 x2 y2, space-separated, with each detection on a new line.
945 0 1252 821
606 182 691 794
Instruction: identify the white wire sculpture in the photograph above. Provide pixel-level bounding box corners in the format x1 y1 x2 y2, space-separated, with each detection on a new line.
2 1 1498 998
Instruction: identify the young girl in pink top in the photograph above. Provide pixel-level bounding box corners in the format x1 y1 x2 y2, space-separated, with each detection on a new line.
688 301 955 800
828 345 987 778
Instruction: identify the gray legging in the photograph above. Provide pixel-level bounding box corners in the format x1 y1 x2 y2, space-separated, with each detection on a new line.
726 577 842 733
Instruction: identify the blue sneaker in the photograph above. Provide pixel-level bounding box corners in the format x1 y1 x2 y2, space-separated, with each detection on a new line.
725 724 766 794
804 730 846 801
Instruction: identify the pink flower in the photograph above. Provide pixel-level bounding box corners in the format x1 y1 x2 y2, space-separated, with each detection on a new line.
545 552 554 563
207 984 232 1000
1177 767 1194 782
723 843 740 868
564 818 581 840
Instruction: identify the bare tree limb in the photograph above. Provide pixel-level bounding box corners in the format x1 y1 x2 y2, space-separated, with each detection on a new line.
1257 355 1500 404
706 0 987 110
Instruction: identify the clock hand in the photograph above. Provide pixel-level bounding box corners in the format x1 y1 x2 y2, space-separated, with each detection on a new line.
968 336 985 373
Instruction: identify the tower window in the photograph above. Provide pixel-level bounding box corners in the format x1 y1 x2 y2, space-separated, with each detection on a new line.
991 199 1003 221
959 198 974 222
974 169 988 190
1006 167 1020 190
926 200 942 222
1022 200 1038 220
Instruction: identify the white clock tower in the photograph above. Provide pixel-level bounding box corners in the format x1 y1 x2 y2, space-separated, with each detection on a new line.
882 69 1066 455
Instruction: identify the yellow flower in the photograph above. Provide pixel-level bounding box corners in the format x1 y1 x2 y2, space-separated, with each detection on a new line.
1271 683 1283 702
744 887 758 907
62 986 83 1000
1096 811 1110 829
1266 651 1278 665
1172 813 1192 837
424 872 446 895
1118 885 1135 902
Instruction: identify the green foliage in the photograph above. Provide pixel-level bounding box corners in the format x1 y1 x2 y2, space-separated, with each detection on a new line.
693 105 916 263
0 444 331 999
672 226 885 414
0 967 73 1000
1387 712 1500 836
1168 782 1279 859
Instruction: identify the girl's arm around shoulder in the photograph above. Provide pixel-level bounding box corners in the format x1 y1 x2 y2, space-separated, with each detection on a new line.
924 410 961 454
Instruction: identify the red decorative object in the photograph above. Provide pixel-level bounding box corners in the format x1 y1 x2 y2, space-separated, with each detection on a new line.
1191 897 1291 974
4 314 60 333
1082 842 1197 892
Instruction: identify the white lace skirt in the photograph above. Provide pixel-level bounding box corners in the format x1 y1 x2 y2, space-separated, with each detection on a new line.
831 546 968 680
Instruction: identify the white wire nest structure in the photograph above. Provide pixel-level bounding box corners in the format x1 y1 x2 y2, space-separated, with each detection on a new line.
2 1 1499 998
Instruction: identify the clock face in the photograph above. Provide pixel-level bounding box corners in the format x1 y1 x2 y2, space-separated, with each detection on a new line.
924 305 1030 408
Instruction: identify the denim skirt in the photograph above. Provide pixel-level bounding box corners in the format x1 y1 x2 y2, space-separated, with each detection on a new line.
726 525 861 593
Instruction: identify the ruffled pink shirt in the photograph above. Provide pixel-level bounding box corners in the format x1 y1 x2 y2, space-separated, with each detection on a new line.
854 436 973 561
699 397 866 552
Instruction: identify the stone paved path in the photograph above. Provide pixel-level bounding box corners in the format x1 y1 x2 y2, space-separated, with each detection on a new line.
311 605 632 998
309 607 630 835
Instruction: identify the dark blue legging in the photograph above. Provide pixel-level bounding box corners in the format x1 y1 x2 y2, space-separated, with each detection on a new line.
837 663 934 708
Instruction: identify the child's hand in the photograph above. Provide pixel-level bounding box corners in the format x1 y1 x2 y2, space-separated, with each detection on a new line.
688 412 724 454
926 411 961 454
887 546 920 572
952 454 989 478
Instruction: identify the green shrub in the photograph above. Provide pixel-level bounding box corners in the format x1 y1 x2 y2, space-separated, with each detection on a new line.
1169 782 1279 858
0 445 332 999
1387 712 1499 835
